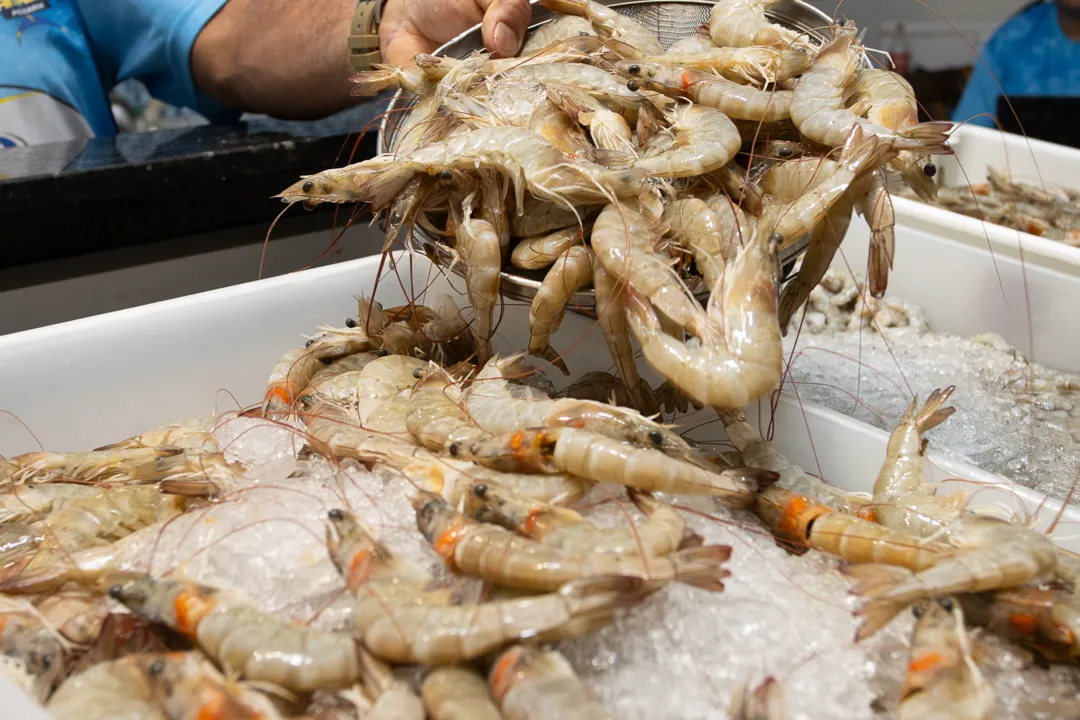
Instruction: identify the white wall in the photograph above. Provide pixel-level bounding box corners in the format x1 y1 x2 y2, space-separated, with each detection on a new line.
806 0 1032 69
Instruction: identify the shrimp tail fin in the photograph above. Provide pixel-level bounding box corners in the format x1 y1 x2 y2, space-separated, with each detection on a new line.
157 477 215 497
127 450 192 484
350 65 421 97
591 149 636 167
916 386 956 434
671 544 733 592
895 122 954 155
560 574 653 618
531 345 571 376
842 563 915 640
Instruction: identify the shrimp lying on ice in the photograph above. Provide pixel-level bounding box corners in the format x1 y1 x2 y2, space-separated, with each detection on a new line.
109 575 361 692
405 366 489 453
415 491 731 592
464 482 698 557
960 586 1080 663
899 598 994 720
399 452 593 507
0 447 181 488
327 508 647 664
0 598 68 702
790 23 953 153
96 416 219 453
708 0 812 50
528 245 594 373
422 666 502 720
489 645 617 720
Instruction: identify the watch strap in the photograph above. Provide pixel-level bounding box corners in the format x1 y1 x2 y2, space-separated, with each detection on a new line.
349 0 384 73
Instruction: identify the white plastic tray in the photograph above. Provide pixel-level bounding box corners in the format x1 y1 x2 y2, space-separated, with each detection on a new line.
1 251 1076 715
840 126 1080 373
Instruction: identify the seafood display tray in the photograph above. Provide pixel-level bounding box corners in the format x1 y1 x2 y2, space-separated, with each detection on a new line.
1 251 1076 715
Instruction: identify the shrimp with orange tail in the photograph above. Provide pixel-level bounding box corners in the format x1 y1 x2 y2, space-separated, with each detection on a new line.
108 575 361 692
898 598 993 720
414 490 731 592
490 645 618 720
327 508 648 664
462 427 776 505
625 230 781 410
464 482 699 557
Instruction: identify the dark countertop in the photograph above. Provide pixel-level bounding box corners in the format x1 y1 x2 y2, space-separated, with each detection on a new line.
0 108 382 271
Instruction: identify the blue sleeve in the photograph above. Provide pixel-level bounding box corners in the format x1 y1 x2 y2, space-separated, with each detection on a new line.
75 0 239 123
952 38 1005 128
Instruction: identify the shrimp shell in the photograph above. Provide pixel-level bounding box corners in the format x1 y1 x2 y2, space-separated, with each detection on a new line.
592 263 658 415
708 0 809 49
528 245 594 372
490 645 617 720
511 225 586 270
539 0 663 54
423 666 503 720
521 15 595 54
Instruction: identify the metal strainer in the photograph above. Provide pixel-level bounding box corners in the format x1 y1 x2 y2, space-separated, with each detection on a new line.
377 0 841 310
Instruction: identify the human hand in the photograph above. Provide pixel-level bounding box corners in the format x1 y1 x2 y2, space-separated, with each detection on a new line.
379 0 532 65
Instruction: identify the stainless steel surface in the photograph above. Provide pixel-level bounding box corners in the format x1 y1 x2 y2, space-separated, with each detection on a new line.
378 0 838 310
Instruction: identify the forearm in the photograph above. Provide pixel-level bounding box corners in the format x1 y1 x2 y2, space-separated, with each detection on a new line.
192 0 357 120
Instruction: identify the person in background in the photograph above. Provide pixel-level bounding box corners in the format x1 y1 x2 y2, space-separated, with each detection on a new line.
0 0 531 148
953 0 1080 128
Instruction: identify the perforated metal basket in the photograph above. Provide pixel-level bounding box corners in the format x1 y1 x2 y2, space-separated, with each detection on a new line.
377 0 840 310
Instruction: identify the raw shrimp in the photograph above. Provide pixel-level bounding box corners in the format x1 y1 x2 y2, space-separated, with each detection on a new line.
0 447 181 488
960 586 1080 663
0 599 68 702
789 24 952 153
489 645 617 720
625 230 782 410
729 676 787 720
899 598 993 720
423 294 477 366
653 45 810 84
350 63 431 97
546 85 636 155
592 263 658 415
528 245 594 372
511 225 586 270
0 482 103 524
776 196 853 330
850 68 938 201
711 163 764 218
362 389 416 440
450 198 502 363
665 32 714 54
631 104 740 178
96 416 218 453
708 0 810 50
473 80 596 160
357 646 426 720
301 352 381 402
619 60 793 123
305 400 427 465
462 428 776 505
706 192 757 252
109 575 361 692
46 653 162 719
403 454 593 507
464 482 696 557
346 354 429 422
521 14 595 54
414 491 731 592
539 0 663 54
422 666 502 720
498 63 649 119
590 201 714 342
328 507 647 664
663 198 727 288
854 169 896 298
466 353 703 466
405 366 490 452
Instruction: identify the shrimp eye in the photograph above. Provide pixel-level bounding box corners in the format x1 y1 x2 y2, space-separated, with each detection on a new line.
627 64 641 75
149 661 165 676
302 180 315 193
376 347 389 357
345 317 357 328
911 605 925 618
299 394 313 407
320 357 334 365
648 429 664 446
413 368 424 379
437 169 453 180
778 146 793 158
626 80 640 92
108 585 124 599
473 484 488 498
41 655 52 670
305 338 317 347
578 31 590 36
923 162 938 178
448 443 459 456
328 508 345 521
938 597 955 612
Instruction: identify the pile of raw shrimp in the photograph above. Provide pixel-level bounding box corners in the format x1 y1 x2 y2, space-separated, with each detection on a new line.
5 277 1080 719
278 0 952 420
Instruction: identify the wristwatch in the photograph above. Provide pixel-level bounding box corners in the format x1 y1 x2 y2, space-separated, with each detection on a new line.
349 0 386 73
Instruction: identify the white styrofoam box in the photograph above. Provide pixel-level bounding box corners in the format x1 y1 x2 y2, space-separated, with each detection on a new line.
2 250 1077 714
938 123 1080 188
839 128 1080 373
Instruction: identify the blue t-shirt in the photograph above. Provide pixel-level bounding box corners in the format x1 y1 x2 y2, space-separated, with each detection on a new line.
0 0 232 147
953 1 1080 127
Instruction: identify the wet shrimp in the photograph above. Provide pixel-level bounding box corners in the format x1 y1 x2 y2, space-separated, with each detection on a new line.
356 646 426 720
465 80 595 160
498 62 651 120
960 586 1080 663
405 366 490 453
710 162 765 218
109 575 361 692
511 225 587 270
625 231 782 410
546 85 637 156
490 645 617 720
619 60 793 123
327 507 646 664
0 447 181 488
465 482 697 557
789 23 952 153
520 14 595 54
414 491 730 592
899 598 993 720
708 0 811 50
652 45 810 85
777 196 854 330
592 263 659 415
663 198 727 288
528 245 594 373
462 427 776 505
423 666 502 720
0 482 103 525
450 197 501 362
300 352 381 403
96 416 219 453
539 0 663 54
631 104 740 178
